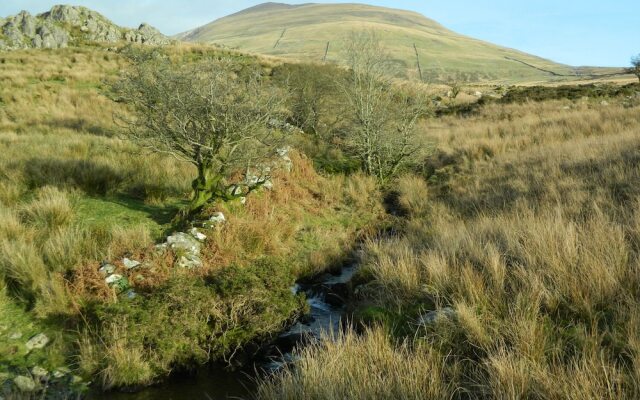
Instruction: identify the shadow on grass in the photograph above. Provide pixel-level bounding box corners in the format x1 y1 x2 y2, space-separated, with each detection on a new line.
107 196 186 227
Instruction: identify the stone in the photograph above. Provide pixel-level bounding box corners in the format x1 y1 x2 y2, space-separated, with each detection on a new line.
417 307 456 326
13 375 37 392
177 254 202 269
105 274 129 293
166 232 201 253
281 155 293 172
154 243 168 254
276 146 291 157
25 333 49 351
124 289 137 300
474 91 483 98
123 257 141 270
600 100 609 106
189 228 207 242
208 212 226 225
31 366 48 380
240 197 247 205
52 368 69 379
98 262 116 276
263 179 274 190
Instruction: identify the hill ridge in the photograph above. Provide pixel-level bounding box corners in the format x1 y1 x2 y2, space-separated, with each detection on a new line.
179 2 621 84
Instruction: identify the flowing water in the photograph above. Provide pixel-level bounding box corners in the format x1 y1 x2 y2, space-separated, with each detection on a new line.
92 263 359 400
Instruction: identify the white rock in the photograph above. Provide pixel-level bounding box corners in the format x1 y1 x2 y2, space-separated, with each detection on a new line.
25 333 49 351
276 146 291 157
123 258 141 270
263 179 274 190
209 212 226 224
166 232 201 253
105 274 123 285
240 197 247 205
474 91 483 97
189 228 207 242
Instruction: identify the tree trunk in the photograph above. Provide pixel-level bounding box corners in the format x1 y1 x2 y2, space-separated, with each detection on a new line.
187 162 223 216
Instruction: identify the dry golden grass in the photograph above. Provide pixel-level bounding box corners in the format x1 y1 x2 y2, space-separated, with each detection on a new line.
260 98 640 398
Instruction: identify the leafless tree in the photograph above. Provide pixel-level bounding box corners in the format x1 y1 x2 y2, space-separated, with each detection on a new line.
630 54 640 82
112 50 288 216
340 31 429 184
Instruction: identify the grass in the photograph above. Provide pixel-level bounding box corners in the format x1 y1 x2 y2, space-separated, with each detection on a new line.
258 94 640 398
179 3 630 84
0 45 383 392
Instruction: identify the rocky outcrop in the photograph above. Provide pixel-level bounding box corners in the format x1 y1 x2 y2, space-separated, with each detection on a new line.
0 5 170 51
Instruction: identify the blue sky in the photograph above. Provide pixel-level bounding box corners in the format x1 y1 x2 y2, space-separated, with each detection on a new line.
1 1 637 67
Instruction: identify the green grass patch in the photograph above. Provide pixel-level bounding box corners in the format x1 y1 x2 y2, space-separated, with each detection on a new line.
74 196 186 239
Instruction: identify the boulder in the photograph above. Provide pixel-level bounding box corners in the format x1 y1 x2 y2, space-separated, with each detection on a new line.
166 232 201 253
25 333 49 351
13 375 37 392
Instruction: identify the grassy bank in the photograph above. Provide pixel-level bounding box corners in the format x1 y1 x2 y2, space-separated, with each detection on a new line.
258 96 640 398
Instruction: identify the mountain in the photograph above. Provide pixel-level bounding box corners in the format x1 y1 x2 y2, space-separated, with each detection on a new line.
178 2 619 84
0 5 170 50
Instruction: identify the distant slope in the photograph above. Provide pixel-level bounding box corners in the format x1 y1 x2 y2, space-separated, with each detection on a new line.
178 2 623 84
0 5 170 50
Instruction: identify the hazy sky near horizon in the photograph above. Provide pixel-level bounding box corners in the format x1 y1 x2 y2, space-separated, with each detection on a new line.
1 1 637 67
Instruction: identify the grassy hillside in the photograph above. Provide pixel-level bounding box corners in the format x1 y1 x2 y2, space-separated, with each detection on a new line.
178 2 626 84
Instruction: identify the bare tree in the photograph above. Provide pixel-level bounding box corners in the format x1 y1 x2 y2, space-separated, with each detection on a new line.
630 54 640 82
340 31 429 184
113 50 288 216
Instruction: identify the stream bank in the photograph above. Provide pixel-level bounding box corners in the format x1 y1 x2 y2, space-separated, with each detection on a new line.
91 257 363 400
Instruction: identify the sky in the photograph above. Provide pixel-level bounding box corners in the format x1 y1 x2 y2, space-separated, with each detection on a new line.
1 1 638 67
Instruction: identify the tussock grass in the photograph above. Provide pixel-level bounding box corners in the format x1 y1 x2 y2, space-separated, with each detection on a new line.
261 98 640 398
258 327 457 400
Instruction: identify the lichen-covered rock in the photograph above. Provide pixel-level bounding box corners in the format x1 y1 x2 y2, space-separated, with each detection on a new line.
166 232 201 253
13 375 37 392
25 333 49 351
177 254 203 269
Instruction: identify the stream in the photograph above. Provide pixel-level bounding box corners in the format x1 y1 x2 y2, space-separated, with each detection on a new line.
92 263 359 400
